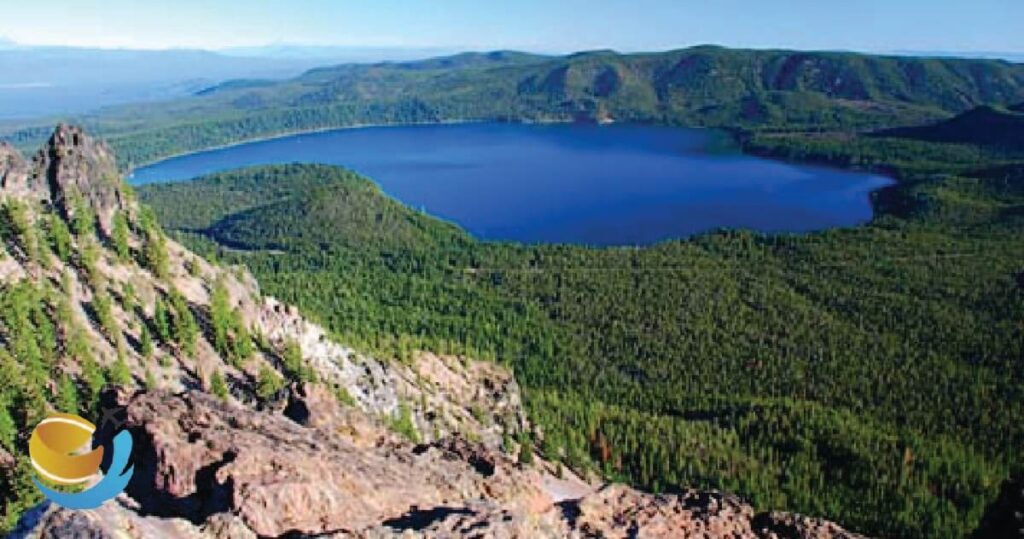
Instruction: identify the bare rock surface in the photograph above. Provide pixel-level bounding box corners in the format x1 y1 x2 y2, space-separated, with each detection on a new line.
119 390 550 537
0 141 32 199
754 511 871 539
255 297 528 450
17 389 869 539
30 123 127 233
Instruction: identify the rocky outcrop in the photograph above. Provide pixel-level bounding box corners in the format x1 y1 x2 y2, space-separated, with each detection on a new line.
7 500 206 539
111 390 550 537
565 485 759 538
255 298 528 450
37 124 128 233
14 389 869 539
0 142 32 199
754 511 868 539
3 124 129 234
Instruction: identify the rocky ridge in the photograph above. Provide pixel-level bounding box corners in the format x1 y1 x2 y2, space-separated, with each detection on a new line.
1 126 868 538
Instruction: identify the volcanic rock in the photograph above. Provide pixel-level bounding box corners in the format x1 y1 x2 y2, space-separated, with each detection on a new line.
29 124 128 234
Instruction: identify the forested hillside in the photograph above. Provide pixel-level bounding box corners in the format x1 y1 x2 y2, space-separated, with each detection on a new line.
874 105 1024 149
6 126 808 539
5 46 1024 167
140 147 1024 539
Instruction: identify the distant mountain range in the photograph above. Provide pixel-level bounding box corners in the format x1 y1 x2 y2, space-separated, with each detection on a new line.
2 44 1024 167
219 43 459 62
30 45 1024 166
0 40 455 120
0 46 315 119
1 38 1022 122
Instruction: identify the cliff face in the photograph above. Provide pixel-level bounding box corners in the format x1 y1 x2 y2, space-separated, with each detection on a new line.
0 141 32 199
0 126 868 538
32 124 129 234
2 125 127 232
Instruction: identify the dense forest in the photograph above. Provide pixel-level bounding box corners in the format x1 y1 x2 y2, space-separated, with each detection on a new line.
5 46 1024 167
1 43 1019 538
139 129 1024 538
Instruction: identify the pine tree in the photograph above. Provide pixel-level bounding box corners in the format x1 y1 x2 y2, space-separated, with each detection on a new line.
210 279 232 357
256 365 284 400
80 353 105 410
47 214 72 263
71 197 95 239
140 324 154 358
55 374 78 414
0 402 15 451
143 228 169 279
210 370 229 400
153 298 171 343
112 211 131 262
233 318 254 362
518 436 535 466
108 355 132 387
3 200 39 264
170 291 198 357
80 240 104 288
388 403 420 443
281 339 314 383
92 291 119 342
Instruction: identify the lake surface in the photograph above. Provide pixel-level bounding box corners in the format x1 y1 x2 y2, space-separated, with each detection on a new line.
131 123 894 246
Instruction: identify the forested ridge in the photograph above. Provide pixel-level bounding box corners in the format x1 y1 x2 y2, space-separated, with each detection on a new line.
5 45 1024 168
140 135 1024 538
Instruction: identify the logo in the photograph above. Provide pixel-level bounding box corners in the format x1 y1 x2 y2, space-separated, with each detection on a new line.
28 413 134 509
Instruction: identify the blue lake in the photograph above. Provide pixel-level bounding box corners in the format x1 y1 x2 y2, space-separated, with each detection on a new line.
131 123 894 246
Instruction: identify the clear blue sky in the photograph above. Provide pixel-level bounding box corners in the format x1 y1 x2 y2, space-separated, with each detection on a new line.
0 0 1020 54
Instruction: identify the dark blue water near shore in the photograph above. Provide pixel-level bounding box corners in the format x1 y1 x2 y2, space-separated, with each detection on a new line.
131 123 893 246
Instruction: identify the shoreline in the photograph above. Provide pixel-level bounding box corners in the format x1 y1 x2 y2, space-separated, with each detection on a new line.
132 121 896 251
124 117 586 174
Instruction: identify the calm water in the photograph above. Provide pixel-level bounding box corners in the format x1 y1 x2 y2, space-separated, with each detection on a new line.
131 123 893 246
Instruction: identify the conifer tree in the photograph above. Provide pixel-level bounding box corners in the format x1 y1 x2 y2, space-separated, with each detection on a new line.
111 211 131 262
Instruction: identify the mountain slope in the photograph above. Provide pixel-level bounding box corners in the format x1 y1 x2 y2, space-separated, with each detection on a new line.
0 127 870 537
874 105 1024 149
5 46 1024 167
0 126 529 533
138 159 1024 539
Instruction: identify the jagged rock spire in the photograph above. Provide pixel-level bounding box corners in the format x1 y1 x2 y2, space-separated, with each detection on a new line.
26 124 128 234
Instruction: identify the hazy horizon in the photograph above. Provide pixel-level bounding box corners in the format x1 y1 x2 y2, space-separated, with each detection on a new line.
0 0 1020 56
2 34 1023 64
